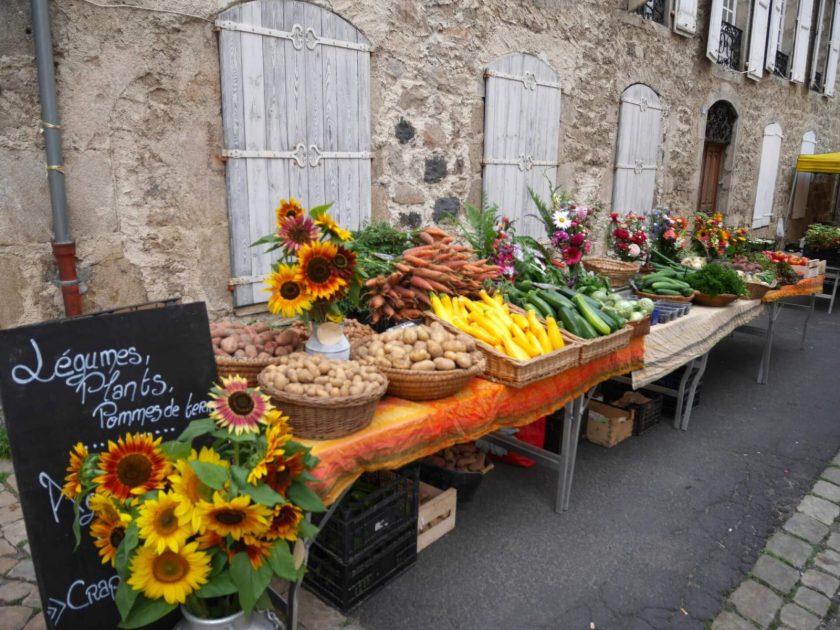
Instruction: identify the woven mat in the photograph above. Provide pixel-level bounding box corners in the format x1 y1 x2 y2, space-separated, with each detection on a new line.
631 300 764 389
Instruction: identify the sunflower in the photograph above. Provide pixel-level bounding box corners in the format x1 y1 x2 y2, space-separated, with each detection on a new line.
263 452 306 497
296 240 347 300
195 492 271 540
137 492 194 553
170 447 228 530
62 442 89 500
94 434 170 501
275 197 305 225
247 423 292 484
265 265 312 318
265 504 303 542
332 246 356 280
277 215 319 252
209 376 273 435
128 542 212 605
315 212 352 242
89 492 131 525
91 517 128 567
196 530 226 553
228 535 273 569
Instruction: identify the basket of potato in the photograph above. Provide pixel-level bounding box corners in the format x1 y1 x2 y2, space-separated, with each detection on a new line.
258 352 388 440
351 322 485 401
212 321 304 386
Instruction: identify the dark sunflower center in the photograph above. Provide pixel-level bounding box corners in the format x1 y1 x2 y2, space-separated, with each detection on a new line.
110 525 126 548
116 453 153 488
289 225 310 242
215 508 247 525
306 256 332 284
152 551 189 583
280 280 301 301
333 254 348 269
229 540 247 553
157 507 178 533
228 391 255 416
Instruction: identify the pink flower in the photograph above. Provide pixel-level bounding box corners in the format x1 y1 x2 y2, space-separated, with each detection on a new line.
562 246 583 266
571 233 585 247
577 209 588 222
628 243 641 258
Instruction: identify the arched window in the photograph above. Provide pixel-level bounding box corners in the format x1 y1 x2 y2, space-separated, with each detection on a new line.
792 131 817 219
698 100 738 213
612 84 664 215
753 122 784 229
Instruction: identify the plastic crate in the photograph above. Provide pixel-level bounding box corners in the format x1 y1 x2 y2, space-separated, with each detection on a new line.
312 466 419 566
596 382 663 435
543 406 589 453
304 525 417 613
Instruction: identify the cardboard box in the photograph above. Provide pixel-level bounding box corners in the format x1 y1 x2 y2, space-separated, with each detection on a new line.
586 400 634 448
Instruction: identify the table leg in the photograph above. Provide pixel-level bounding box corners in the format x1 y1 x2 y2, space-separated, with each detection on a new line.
562 395 586 511
555 400 574 513
287 580 300 630
801 294 815 349
757 303 780 385
680 352 708 431
673 358 695 430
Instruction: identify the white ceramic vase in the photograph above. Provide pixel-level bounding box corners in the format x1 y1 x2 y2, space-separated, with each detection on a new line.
304 321 350 361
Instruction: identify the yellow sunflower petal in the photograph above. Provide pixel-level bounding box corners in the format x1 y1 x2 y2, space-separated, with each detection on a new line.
127 542 211 605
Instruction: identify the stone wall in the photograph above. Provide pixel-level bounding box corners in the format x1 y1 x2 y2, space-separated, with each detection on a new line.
2 0 839 327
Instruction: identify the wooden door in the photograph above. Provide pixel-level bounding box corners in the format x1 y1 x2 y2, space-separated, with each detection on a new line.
698 142 725 213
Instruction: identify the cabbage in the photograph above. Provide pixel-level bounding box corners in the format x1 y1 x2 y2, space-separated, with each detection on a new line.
591 289 609 301
636 298 655 315
629 311 644 322
614 300 636 318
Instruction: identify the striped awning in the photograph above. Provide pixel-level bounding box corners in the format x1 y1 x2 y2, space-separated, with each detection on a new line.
796 152 840 174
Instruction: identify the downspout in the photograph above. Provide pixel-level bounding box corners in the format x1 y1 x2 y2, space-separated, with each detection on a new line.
30 0 81 316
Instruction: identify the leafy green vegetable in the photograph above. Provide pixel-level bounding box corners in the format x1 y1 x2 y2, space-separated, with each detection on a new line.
805 223 840 251
687 263 747 296
442 198 501 260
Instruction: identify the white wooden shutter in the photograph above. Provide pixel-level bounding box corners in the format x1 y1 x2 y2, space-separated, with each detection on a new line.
766 0 785 70
811 0 828 86
707 0 726 61
791 131 816 219
612 85 663 216
792 0 815 82
482 53 562 239
753 123 784 229
748 0 772 79
674 0 699 36
824 0 840 95
217 0 372 306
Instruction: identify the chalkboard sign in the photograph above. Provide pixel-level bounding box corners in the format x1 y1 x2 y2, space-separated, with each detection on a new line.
0 302 218 629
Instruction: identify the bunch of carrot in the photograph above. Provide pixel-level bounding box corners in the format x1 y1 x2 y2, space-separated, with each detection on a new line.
365 227 501 323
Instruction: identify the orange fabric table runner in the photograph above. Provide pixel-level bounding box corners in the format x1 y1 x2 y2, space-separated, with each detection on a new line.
763 275 824 302
302 337 645 505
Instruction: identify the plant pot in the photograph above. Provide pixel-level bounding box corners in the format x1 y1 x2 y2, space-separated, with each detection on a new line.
174 607 281 630
305 321 350 361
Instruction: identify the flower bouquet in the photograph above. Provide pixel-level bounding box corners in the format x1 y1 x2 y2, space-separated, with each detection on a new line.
647 209 689 262
63 377 325 628
608 212 649 262
528 184 597 274
691 212 731 258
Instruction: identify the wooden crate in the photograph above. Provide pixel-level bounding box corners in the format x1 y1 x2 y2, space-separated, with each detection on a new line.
417 482 457 552
586 400 634 448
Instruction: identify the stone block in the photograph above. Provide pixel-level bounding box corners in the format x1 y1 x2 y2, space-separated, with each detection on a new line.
0 492 15 508
0 504 24 526
831 451 840 467
432 197 459 222
800 568 840 597
424 156 447 183
814 548 840 576
422 124 445 149
3 520 27 547
22 613 46 630
752 554 799 594
0 537 16 557
1 606 33 630
821 467 840 486
783 513 829 545
0 555 18 574
398 211 422 229
779 603 821 630
828 532 840 552
395 118 415 144
711 611 759 630
813 480 840 504
797 495 840 526
0 580 37 604
8 559 35 582
7 474 16 493
0 461 12 474
729 580 783 628
393 184 425 205
793 586 830 617
765 531 814 568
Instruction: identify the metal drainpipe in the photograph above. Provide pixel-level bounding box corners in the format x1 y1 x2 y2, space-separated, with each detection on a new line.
30 0 81 316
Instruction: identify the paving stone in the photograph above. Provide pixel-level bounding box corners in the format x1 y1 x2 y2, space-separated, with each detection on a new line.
813 480 840 504
779 603 821 630
2 605 33 630
752 554 800 594
793 585 830 617
784 513 830 545
0 536 16 556
8 559 35 582
22 542 29 555
0 460 13 474
814 549 840 577
0 580 37 603
832 451 840 467
22 588 41 608
797 495 840 526
22 613 46 630
0 491 16 507
711 611 758 630
0 503 24 526
827 532 840 552
821 467 840 486
765 531 814 568
730 580 783 628
7 474 17 492
3 520 27 546
800 568 840 597
0 555 18 575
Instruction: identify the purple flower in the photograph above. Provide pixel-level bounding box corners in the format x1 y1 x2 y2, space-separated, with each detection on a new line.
576 209 588 222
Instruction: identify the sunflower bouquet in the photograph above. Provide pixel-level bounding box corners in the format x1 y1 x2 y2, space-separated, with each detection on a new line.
255 197 360 323
63 376 325 627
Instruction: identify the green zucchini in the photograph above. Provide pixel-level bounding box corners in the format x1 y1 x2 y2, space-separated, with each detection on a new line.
525 292 556 319
572 294 611 336
535 289 575 311
591 305 621 332
656 289 682 296
570 309 600 339
557 306 584 337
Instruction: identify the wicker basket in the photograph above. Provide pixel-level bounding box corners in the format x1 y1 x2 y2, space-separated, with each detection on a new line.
257 372 387 440
378 360 485 401
425 314 581 389
627 315 651 338
631 281 697 303
693 293 739 307
216 356 284 387
582 257 641 288
565 325 634 363
744 282 775 300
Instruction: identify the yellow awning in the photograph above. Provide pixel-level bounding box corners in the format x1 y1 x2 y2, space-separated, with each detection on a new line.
796 152 840 174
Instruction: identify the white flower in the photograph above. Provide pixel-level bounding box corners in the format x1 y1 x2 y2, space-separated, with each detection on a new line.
628 243 641 258
552 211 571 230
513 244 524 261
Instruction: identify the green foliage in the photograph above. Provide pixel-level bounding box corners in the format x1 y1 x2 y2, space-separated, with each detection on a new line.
775 261 799 285
118 595 176 629
348 222 419 279
230 552 273 615
443 199 502 259
0 426 9 459
805 223 840 250
687 263 747 296
188 460 229 491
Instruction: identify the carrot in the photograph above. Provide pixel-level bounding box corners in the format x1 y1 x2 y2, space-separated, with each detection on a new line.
413 292 432 306
369 295 385 309
424 278 451 293
424 226 449 237
409 275 435 291
394 263 412 273
365 277 382 288
404 255 430 267
418 231 435 245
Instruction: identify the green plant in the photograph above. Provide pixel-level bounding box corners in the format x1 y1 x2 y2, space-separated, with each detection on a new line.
443 199 502 260
0 426 9 459
687 263 747 296
804 223 840 250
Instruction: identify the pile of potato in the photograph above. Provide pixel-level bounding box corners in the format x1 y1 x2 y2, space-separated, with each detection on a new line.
424 443 487 472
211 321 303 360
261 353 387 399
353 322 483 372
287 318 373 345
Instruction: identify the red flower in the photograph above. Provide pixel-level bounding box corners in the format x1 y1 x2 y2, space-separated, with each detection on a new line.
663 228 676 241
571 233 585 247
562 246 583 266
609 213 620 224
614 228 630 240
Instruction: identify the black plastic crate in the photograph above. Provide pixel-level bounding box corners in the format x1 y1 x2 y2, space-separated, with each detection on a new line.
596 381 663 435
662 388 701 416
312 466 419 566
304 525 417 613
419 462 486 502
543 407 589 453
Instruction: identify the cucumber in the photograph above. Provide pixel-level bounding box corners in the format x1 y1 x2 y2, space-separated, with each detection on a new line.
555 286 578 301
572 294 611 336
515 280 534 292
535 289 575 311
656 289 682 296
651 280 689 290
570 309 600 339
681 287 695 297
526 292 556 319
557 306 585 337
591 305 621 332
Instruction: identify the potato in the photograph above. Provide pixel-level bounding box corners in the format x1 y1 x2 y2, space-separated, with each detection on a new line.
416 326 430 341
426 340 443 358
402 328 418 344
442 340 466 353
393 357 411 369
286 383 304 395
220 337 238 354
409 349 430 363
233 349 246 358
443 351 457 360
297 368 314 383
434 357 456 371
244 344 258 358
454 352 473 369
409 359 435 371
349 384 364 396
